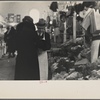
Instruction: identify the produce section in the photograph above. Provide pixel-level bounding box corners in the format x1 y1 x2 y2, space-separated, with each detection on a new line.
48 37 100 80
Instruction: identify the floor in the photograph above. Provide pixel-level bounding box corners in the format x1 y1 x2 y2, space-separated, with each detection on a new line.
0 56 52 80
0 57 15 80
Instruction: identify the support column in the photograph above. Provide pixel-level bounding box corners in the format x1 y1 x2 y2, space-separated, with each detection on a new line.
63 21 66 42
53 12 57 43
73 11 76 43
54 28 56 43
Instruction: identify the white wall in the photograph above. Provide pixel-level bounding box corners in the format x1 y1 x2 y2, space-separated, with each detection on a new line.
0 1 52 21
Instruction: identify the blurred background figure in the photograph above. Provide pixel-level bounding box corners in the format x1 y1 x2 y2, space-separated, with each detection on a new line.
4 26 16 58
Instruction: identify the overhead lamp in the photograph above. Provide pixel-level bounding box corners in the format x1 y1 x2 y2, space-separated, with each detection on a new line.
29 9 40 24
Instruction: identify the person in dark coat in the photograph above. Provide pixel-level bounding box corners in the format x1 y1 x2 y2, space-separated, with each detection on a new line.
14 16 40 80
36 19 51 52
4 26 16 58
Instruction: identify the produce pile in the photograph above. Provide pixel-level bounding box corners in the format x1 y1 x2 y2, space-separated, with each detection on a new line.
50 57 100 80
51 37 89 61
49 37 100 80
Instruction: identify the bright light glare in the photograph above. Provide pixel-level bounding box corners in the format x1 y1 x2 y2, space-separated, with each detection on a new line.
50 21 52 24
29 9 40 24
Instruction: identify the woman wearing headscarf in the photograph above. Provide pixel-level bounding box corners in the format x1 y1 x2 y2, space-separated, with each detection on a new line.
14 16 40 80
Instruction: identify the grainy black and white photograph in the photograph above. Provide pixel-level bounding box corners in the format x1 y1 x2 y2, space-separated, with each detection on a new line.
0 0 100 80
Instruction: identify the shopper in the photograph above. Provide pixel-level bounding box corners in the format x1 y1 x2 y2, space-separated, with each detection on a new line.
58 14 66 43
4 26 16 58
14 16 40 80
36 18 51 80
81 2 99 63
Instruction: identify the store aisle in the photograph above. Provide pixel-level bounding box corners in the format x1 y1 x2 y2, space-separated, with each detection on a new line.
0 57 15 80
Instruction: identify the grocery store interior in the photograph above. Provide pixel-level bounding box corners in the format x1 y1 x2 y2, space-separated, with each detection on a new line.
0 1 100 80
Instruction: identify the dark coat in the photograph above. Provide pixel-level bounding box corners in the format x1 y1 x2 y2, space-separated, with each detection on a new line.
37 32 51 51
4 27 16 53
14 22 40 80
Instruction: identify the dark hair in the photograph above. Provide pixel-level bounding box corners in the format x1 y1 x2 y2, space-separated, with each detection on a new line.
74 3 84 14
60 14 66 20
76 16 83 22
83 1 96 8
22 16 33 23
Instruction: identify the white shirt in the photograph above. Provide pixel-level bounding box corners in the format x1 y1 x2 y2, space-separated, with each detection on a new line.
37 32 45 40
